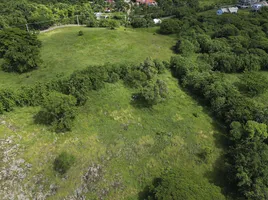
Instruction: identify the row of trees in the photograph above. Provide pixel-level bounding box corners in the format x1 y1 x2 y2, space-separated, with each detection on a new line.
0 0 95 30
0 58 168 132
170 53 268 199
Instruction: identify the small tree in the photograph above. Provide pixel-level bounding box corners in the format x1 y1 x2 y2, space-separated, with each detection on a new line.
53 152 75 175
37 92 77 132
140 79 168 106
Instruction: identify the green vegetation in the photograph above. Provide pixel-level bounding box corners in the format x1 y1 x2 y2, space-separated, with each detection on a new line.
53 152 75 175
0 28 42 73
0 27 176 89
0 70 225 199
36 92 77 132
143 168 225 200
3 0 268 199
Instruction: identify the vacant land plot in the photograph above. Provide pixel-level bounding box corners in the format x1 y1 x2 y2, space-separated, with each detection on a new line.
0 27 176 89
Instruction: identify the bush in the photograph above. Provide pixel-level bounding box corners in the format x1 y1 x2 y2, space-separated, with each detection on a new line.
159 19 181 34
139 79 168 106
78 30 84 36
53 152 75 175
0 89 18 112
37 92 77 132
131 18 147 28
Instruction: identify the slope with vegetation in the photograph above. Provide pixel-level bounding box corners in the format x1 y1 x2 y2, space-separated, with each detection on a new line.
3 0 268 199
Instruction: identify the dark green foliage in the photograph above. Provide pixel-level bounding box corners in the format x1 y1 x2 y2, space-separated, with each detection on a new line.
0 89 18 112
131 18 148 28
173 39 196 55
159 19 181 34
124 58 159 88
144 169 225 200
78 30 84 36
0 28 42 73
139 79 168 106
53 152 75 175
37 92 77 132
239 72 268 96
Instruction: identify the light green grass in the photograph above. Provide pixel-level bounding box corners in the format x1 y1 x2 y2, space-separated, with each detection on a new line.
0 71 226 199
0 27 176 89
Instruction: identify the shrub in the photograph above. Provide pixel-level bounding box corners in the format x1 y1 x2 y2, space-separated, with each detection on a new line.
159 19 181 34
37 92 77 132
131 18 147 28
53 152 75 175
139 79 168 106
0 102 4 114
78 30 84 36
0 89 18 112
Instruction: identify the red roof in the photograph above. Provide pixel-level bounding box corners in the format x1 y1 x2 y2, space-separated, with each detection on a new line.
136 0 156 5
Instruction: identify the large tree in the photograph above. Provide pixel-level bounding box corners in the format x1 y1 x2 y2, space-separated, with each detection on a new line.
0 28 42 73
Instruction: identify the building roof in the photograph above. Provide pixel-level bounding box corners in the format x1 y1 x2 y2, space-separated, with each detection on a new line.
228 7 239 13
221 8 229 13
136 0 157 5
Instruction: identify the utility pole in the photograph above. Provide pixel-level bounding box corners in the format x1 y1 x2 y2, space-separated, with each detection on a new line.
76 15 80 25
25 24 29 32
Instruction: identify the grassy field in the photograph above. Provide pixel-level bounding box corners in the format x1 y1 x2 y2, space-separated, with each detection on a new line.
0 27 176 89
0 71 226 199
0 26 227 199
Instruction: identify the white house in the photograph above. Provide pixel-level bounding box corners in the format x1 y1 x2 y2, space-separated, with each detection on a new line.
153 19 162 24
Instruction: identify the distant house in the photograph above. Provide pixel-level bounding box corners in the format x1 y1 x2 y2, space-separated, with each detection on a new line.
217 7 238 15
237 0 260 8
153 19 162 24
136 0 157 6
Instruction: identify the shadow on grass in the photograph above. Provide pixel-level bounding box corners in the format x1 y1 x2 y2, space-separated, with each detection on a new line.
204 153 238 199
130 93 152 109
138 178 161 200
33 111 50 125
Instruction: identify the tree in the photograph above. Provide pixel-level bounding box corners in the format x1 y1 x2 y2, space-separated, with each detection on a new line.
159 19 181 34
0 28 42 73
37 92 77 132
139 79 168 106
239 72 268 96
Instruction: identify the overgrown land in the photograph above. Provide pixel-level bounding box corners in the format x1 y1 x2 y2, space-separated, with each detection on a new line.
1 0 268 200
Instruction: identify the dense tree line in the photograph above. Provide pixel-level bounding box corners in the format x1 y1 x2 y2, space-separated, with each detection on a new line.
0 0 96 30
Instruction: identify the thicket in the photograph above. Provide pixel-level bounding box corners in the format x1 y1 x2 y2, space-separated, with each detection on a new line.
160 8 268 199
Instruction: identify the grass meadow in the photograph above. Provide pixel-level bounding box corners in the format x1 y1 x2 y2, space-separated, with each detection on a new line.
0 27 175 89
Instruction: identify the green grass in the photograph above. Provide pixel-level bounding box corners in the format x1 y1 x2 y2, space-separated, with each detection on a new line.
222 71 268 108
0 27 176 89
0 71 226 199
